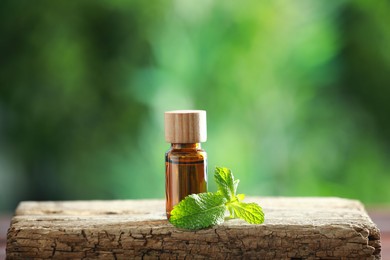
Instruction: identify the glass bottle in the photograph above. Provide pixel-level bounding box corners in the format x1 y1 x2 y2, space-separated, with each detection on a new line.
164 110 208 218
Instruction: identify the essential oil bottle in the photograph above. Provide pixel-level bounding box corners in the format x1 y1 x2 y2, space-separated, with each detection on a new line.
164 110 208 218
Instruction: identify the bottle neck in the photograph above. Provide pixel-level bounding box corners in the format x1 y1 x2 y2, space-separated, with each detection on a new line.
171 143 201 149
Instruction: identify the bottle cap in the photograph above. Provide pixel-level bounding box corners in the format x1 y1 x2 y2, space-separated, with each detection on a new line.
165 110 207 143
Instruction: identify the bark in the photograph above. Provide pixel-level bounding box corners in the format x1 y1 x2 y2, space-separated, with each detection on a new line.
6 197 381 259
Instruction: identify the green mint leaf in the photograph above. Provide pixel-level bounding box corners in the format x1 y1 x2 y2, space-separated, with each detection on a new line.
228 201 265 224
169 192 227 230
214 167 238 200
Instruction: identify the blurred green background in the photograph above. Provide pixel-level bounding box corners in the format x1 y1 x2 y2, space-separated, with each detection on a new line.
1 0 390 211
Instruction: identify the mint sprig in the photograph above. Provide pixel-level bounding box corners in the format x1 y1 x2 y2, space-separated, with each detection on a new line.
169 167 265 230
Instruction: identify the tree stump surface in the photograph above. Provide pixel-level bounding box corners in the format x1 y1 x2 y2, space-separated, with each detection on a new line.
6 197 381 259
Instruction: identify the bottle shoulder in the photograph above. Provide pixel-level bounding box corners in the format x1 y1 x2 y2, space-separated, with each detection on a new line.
165 148 207 161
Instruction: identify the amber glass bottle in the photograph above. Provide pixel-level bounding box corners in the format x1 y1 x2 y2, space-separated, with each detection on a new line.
164 110 208 218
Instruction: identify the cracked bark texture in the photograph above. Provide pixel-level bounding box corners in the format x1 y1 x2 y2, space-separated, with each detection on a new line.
6 197 381 259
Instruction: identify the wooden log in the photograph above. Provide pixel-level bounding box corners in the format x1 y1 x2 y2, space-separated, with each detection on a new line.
6 197 381 259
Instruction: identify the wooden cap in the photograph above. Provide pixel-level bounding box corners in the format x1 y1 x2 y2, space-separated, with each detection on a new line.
165 110 207 143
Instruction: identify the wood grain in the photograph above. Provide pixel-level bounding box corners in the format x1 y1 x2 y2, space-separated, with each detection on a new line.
165 110 207 143
6 197 381 259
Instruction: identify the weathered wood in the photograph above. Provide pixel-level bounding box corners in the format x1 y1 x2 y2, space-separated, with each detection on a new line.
7 197 381 259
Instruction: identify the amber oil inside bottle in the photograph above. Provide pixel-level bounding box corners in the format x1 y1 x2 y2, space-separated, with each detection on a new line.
165 143 207 218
